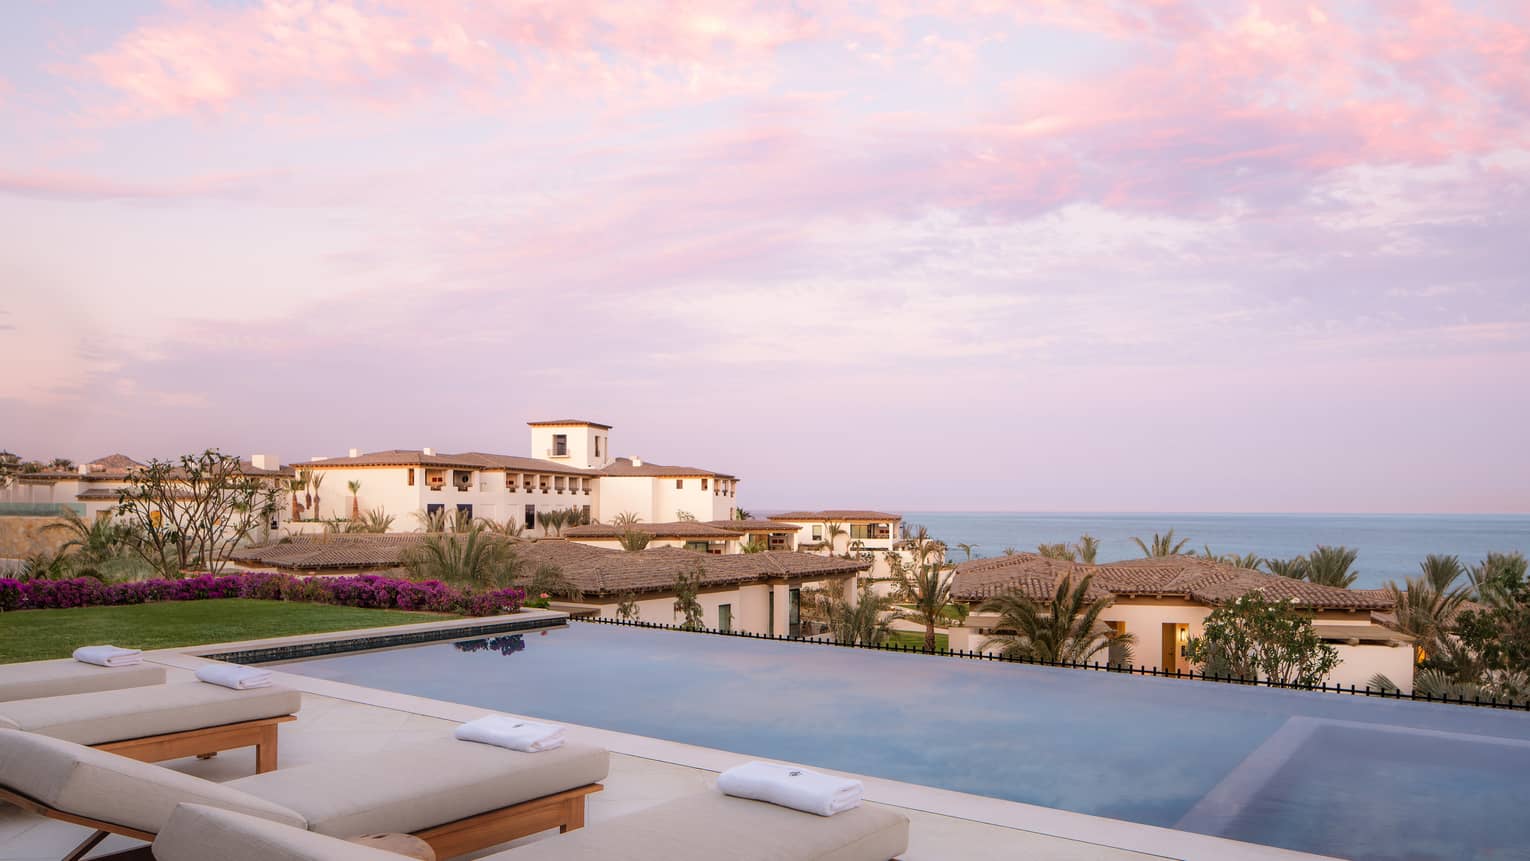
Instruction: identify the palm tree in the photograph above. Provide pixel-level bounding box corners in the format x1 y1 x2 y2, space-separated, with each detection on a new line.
612 511 642 528
618 530 652 552
286 478 306 522
1467 551 1528 605
47 457 74 470
1073 535 1100 564
480 517 525 539
893 544 955 652
823 521 847 556
1132 529 1189 558
1305 545 1359 588
674 510 697 522
1263 556 1308 579
955 543 977 561
351 508 394 533
741 537 767 553
979 574 1136 665
1224 552 1262 570
347 481 362 520
401 526 516 587
44 509 130 568
309 472 325 520
299 470 314 519
1037 543 1076 560
1384 563 1468 665
536 508 568 537
734 508 753 520
827 582 898 646
414 507 449 533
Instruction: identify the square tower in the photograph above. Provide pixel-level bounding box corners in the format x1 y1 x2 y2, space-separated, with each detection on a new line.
528 420 613 469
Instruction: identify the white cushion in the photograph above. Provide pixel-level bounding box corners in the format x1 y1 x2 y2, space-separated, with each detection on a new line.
0 682 301 745
0 729 307 834
0 660 165 703
153 804 402 861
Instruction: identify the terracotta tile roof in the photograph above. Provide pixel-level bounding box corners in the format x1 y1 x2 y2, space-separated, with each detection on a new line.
952 553 1394 610
704 519 800 533
563 522 743 540
526 420 613 429
598 457 735 479
298 449 596 476
87 454 143 472
1311 623 1414 645
770 510 902 522
231 535 867 595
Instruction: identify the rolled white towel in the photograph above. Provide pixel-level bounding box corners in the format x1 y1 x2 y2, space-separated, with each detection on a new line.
454 715 566 752
195 663 272 690
72 645 142 667
717 761 863 817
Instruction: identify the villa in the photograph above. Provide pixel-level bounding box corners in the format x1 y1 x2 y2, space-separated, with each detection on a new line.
231 534 867 636
0 454 291 523
289 420 739 528
947 552 1417 691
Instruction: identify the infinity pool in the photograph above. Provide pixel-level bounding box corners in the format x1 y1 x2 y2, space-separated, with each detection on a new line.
276 623 1530 860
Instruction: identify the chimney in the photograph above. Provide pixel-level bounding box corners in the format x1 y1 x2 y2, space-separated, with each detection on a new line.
631 456 643 467
77 464 90 475
423 447 435 456
250 454 280 471
348 448 360 458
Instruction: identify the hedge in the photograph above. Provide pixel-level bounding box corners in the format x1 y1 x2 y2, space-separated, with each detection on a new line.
0 572 524 617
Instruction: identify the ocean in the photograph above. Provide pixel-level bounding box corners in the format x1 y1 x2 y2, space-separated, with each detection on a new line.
902 512 1530 590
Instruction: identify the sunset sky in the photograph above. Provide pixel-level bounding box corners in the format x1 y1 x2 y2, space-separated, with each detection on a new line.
1 1 1527 513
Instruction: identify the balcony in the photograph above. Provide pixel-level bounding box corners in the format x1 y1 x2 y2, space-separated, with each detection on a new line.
545 448 569 459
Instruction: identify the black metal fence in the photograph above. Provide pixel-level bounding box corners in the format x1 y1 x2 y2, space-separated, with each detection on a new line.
577 615 1530 712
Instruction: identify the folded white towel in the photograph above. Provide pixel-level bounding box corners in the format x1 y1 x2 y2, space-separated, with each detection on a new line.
195 663 272 690
454 716 566 752
72 645 143 667
717 761 863 817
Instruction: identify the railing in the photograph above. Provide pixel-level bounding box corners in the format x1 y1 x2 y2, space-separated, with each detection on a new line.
576 616 1530 712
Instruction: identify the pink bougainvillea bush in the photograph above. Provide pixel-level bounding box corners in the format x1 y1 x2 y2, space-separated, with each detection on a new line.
0 572 524 617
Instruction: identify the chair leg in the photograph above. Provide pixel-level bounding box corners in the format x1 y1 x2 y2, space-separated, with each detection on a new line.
61 829 107 861
196 752 218 760
558 796 586 833
255 724 279 773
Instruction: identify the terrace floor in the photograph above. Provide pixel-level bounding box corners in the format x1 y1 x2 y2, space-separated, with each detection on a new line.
0 618 1337 861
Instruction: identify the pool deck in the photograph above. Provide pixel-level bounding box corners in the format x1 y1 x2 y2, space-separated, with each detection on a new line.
0 615 1339 861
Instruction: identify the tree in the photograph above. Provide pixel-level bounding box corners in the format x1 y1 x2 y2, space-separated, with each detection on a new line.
1305 545 1359 588
954 542 977 561
1132 529 1189 558
1384 563 1467 665
825 581 897 646
612 511 642 528
0 450 20 488
1185 592 1339 686
823 521 847 556
286 477 306 522
734 508 753 520
401 526 519 587
299 470 314 519
1468 552 1528 605
672 562 705 630
1037 543 1076 561
674 510 697 522
535 508 567 537
741 537 767 553
616 593 640 620
1073 535 1100 564
892 526 955 652
514 563 580 600
480 516 525 538
347 480 362 520
980 575 1134 665
351 508 395 533
414 507 449 533
1262 556 1308 579
48 457 74 470
115 450 275 577
44 509 132 571
618 529 652 552
309 472 325 520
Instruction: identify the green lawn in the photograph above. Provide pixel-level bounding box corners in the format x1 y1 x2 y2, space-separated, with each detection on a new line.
0 600 459 664
884 630 950 651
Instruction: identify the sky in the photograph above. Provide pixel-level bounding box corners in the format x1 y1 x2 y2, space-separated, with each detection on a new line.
0 1 1528 514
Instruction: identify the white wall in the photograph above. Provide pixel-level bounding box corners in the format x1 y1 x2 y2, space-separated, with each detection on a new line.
1329 643 1417 693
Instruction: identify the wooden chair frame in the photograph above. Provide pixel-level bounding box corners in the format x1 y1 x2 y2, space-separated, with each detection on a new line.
0 782 602 861
92 715 296 774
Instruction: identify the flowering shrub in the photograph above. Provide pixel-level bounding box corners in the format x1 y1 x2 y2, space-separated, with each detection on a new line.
0 572 524 617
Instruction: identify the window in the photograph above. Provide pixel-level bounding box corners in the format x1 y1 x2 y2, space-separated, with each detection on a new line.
701 478 709 490
788 588 801 638
524 504 536 530
594 436 602 458
718 604 732 634
426 503 444 515
684 541 709 553
552 434 568 456
582 505 591 521
457 504 473 520
676 479 683 489
407 468 415 486
812 525 823 540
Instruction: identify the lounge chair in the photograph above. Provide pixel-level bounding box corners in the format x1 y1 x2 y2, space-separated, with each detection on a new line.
0 682 300 773
0 728 609 861
0 659 166 702
147 792 910 860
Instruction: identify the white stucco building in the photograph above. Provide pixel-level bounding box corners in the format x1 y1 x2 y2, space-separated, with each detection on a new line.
294 420 739 530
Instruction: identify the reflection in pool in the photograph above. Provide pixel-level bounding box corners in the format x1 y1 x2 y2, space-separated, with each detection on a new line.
278 622 1530 860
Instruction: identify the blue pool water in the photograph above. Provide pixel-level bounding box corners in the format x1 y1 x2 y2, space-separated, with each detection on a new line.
905 512 1530 590
280 623 1530 860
